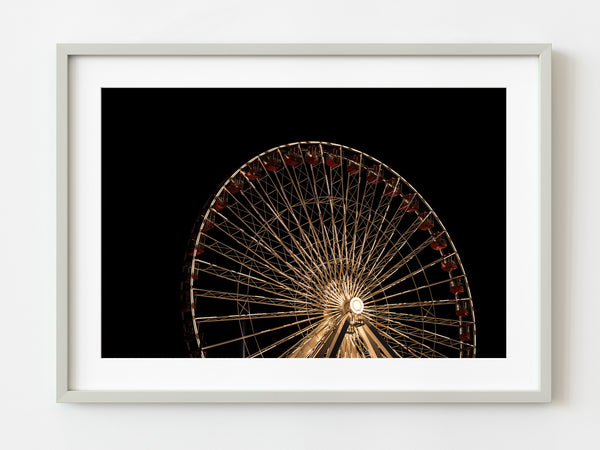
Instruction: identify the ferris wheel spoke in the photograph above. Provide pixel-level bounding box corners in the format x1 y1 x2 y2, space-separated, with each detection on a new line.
363 230 445 293
307 164 340 279
200 235 314 295
249 321 322 358
224 197 316 279
280 153 337 279
377 326 447 357
352 178 391 273
302 162 337 268
359 324 409 357
192 288 313 309
202 316 317 350
273 152 325 238
214 200 315 280
348 153 370 274
322 167 345 269
353 322 398 358
239 173 319 268
340 156 356 271
354 205 414 282
195 310 321 324
408 248 437 325
193 260 312 303
365 251 456 300
371 298 469 311
374 212 433 271
385 311 472 327
355 196 396 273
342 153 362 273
228 188 284 241
261 157 332 276
203 224 314 291
342 158 365 284
384 319 470 352
385 325 457 353
368 274 466 305
236 180 319 271
343 163 391 294
284 313 348 358
279 327 312 358
358 213 427 285
357 190 422 281
370 325 437 357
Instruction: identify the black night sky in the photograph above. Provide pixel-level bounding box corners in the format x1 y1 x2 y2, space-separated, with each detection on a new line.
101 88 506 358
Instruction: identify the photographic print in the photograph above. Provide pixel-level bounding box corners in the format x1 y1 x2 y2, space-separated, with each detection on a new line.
101 87 506 359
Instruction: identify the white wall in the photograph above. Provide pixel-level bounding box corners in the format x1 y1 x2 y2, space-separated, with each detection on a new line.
0 1 596 448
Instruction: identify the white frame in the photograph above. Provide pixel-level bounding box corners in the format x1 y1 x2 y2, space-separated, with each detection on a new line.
57 43 551 403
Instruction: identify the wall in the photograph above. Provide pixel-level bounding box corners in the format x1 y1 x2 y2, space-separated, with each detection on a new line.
0 1 596 448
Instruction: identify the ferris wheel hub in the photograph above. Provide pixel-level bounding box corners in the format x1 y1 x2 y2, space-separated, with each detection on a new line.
349 297 364 314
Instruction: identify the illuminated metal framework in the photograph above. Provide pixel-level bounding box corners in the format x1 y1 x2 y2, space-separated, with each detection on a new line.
181 142 476 358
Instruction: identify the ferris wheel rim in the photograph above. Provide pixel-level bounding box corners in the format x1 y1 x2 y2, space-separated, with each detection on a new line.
183 141 476 358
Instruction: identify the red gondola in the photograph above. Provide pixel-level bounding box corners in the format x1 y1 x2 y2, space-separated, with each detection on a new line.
263 154 282 171
243 161 263 180
366 164 383 184
188 246 204 257
441 257 458 272
305 144 322 165
202 212 215 232
384 178 402 197
214 194 228 211
449 279 466 294
347 154 362 174
402 193 420 213
190 348 205 357
325 147 342 168
430 232 447 251
455 301 469 317
227 176 244 194
418 212 434 230
459 325 471 341
283 147 302 166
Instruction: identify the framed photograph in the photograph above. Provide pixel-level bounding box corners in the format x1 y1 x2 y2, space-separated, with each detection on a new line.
57 44 551 402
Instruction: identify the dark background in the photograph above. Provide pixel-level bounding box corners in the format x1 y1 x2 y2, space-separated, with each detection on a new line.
102 88 506 358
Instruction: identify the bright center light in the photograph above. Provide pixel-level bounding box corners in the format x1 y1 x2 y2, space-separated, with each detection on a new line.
349 297 364 314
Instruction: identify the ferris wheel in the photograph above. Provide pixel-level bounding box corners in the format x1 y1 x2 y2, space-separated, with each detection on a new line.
180 141 476 358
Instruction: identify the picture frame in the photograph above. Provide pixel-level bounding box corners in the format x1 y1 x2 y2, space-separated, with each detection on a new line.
57 43 551 403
